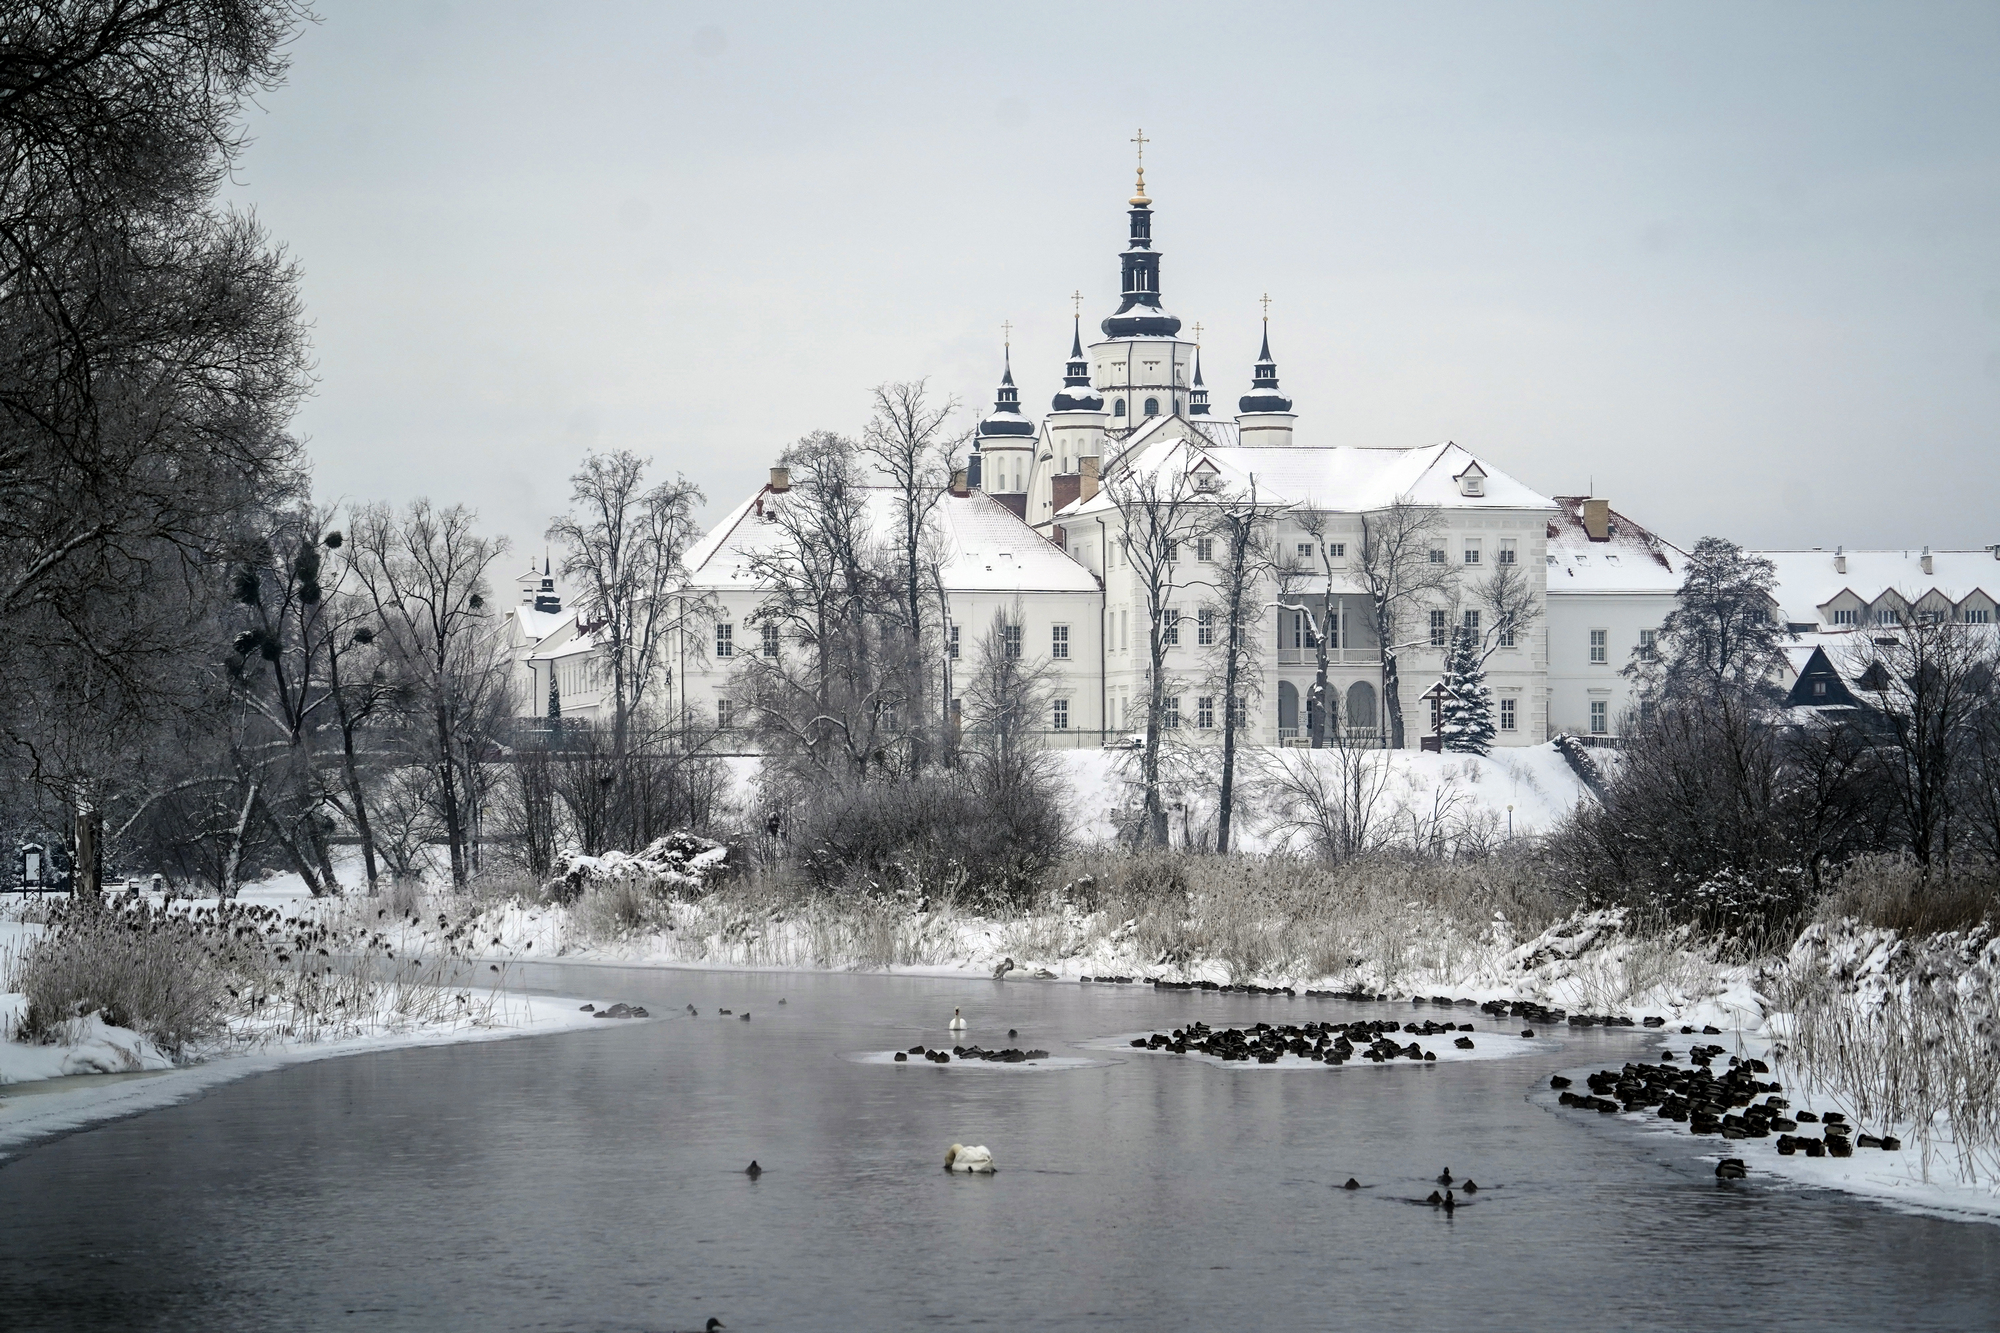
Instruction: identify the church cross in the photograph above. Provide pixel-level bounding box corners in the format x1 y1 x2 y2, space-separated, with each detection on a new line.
1260 292 1272 319
1072 290 1082 317
1000 319 1013 348
1131 128 1148 170
1192 321 1204 345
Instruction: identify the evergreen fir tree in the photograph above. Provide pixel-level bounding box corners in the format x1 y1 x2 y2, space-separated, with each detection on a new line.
1438 628 1495 755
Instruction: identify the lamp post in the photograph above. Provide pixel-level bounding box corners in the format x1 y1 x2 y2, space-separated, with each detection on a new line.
1507 804 1514 839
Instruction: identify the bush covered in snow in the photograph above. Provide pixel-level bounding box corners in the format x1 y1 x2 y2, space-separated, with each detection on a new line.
544 831 730 905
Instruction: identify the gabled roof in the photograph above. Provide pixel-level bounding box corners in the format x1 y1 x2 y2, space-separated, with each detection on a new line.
1545 496 1686 595
1057 436 1554 520
1757 550 2000 625
686 485 1100 596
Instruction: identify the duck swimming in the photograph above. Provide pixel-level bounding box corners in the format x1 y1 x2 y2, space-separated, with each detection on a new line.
944 1143 994 1173
1437 1167 1454 1185
948 1008 967 1032
744 1161 762 1178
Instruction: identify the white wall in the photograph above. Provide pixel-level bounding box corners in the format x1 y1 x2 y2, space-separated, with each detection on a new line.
1544 590 1673 737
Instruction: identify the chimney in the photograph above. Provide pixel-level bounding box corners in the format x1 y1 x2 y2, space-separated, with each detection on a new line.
1921 546 1933 575
1079 455 1101 503
1834 545 1846 575
1581 498 1610 542
950 468 969 498
769 466 791 493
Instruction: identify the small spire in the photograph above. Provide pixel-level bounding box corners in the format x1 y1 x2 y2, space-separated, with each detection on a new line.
1052 314 1104 412
1069 314 1084 360
1189 343 1210 416
1240 305 1293 415
1001 339 1016 388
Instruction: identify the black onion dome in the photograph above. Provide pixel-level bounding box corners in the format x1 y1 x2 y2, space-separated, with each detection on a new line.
978 347 1036 438
1051 316 1104 412
1238 323 1293 414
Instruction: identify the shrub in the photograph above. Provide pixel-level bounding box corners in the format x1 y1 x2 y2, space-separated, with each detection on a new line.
9 897 245 1053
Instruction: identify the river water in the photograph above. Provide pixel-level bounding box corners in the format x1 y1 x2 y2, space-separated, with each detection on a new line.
1 963 1996 1331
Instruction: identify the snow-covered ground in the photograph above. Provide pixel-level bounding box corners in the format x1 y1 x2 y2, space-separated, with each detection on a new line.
0 888 607 1156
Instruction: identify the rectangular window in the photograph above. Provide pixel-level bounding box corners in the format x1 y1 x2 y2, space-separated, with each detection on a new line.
715 623 734 658
1002 623 1022 659
1051 624 1070 659
1052 698 1070 730
1429 545 1447 564
1196 696 1215 728
1463 609 1480 637
1498 618 1516 648
1164 540 1178 563
1229 696 1248 729
1966 608 1993 624
1430 609 1449 647
1638 628 1657 659
1589 629 1607 664
761 623 780 658
1830 609 1857 626
1196 537 1214 563
1163 696 1181 729
1812 680 1827 698
1463 542 1481 565
1590 700 1608 735
1197 607 1216 646
717 698 735 730
1297 542 1313 559
1499 697 1517 731
1498 538 1517 566
1328 542 1346 559
948 624 960 660
1163 608 1181 647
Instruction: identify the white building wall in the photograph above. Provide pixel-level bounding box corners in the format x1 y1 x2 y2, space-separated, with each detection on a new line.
1544 590 1673 737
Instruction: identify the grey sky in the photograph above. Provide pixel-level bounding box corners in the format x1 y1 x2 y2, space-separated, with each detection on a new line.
225 2 2000 562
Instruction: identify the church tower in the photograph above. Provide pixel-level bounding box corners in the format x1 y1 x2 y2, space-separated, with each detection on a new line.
1047 313 1107 476
973 342 1036 518
1236 309 1297 445
1088 133 1197 436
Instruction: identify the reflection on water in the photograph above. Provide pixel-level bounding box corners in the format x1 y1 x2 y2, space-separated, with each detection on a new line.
0 964 1996 1331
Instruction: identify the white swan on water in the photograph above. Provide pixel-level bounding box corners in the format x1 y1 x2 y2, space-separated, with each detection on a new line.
948 1007 967 1032
944 1143 994 1173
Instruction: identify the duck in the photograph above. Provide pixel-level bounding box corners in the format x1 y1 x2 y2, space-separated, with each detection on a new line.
744 1161 762 1178
1007 1029 1019 1038
1461 1180 1479 1194
944 1143 994 1173
740 1012 751 1021
1425 1190 1443 1206
1342 1178 1361 1190
993 957 1016 980
948 1008 967 1032
686 1005 698 1016
1442 1190 1456 1214
1437 1167 1454 1185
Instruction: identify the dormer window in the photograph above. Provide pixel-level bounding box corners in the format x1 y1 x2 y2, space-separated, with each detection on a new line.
1455 462 1488 497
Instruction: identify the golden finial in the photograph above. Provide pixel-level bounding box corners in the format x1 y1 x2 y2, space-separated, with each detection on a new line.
1130 128 1150 205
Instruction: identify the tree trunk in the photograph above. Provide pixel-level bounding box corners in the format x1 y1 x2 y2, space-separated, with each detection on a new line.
1217 608 1243 856
221 780 259 899
1144 626 1168 846
1384 650 1406 751
1311 585 1333 748
74 798 100 896
436 704 468 887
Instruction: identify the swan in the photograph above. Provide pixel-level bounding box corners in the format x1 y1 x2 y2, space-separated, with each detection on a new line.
948 1008 967 1032
944 1143 994 1173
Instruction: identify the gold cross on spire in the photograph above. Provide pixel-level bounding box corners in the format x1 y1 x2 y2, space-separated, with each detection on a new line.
1192 321 1204 345
1000 319 1013 348
1129 128 1151 205
1071 290 1082 318
1131 127 1148 169
1260 292 1272 320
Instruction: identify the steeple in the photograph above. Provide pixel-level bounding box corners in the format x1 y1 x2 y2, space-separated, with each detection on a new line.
1189 342 1210 416
1051 315 1105 412
1101 130 1181 339
977 339 1036 440
1238 304 1293 414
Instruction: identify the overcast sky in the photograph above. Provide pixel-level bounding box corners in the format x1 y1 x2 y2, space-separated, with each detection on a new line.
224 1 2000 564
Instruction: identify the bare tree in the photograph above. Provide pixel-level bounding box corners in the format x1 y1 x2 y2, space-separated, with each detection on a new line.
1274 509 1353 748
546 450 706 769
1847 616 1990 870
1355 500 1457 750
1200 481 1273 852
860 379 959 670
1105 450 1209 844
348 500 509 889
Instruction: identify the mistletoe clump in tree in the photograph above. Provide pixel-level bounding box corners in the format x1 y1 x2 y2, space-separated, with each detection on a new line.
1437 628 1495 755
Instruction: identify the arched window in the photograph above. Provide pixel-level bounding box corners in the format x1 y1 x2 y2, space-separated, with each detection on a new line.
1346 681 1378 730
1277 680 1299 740
1114 400 1126 418
1144 398 1160 417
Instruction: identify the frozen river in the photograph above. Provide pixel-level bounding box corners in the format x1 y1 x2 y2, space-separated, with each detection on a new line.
1 963 1997 1330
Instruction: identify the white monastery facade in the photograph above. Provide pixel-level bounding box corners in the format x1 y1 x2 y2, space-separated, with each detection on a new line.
518 165 1994 749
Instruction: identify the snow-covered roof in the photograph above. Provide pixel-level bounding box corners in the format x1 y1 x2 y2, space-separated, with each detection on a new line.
506 606 572 644
687 486 1101 596
1544 497 1686 595
1058 436 1555 519
526 617 602 663
1757 549 2000 625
